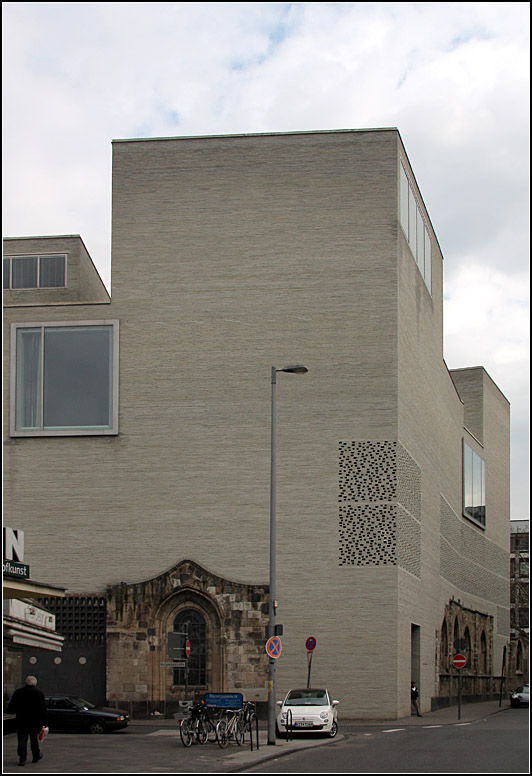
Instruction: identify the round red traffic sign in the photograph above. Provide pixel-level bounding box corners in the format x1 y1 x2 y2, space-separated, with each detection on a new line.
185 640 191 658
452 653 467 669
305 636 317 652
266 636 282 659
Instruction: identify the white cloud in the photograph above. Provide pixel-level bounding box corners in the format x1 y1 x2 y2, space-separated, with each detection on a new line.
2 1 529 518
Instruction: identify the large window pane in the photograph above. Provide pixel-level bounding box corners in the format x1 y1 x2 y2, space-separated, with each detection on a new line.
43 326 113 429
424 226 432 294
463 440 486 527
408 188 417 260
15 328 42 430
12 322 118 436
3 258 10 289
416 209 425 271
463 441 473 519
40 255 66 288
400 164 409 237
12 257 38 289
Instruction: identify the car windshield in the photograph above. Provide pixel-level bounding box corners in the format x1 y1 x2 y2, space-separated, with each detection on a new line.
70 696 96 710
285 690 329 706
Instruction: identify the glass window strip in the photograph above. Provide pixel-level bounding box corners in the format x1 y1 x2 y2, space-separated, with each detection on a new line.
4 254 66 289
399 161 432 295
462 439 486 527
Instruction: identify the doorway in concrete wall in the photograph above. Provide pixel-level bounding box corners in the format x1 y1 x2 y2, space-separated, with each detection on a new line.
411 623 421 683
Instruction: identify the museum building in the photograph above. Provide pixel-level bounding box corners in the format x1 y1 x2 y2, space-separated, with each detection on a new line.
3 129 510 719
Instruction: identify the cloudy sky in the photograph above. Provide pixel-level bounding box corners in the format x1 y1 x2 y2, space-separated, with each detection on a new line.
2 2 529 519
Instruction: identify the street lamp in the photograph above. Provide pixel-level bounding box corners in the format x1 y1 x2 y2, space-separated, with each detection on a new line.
268 364 308 745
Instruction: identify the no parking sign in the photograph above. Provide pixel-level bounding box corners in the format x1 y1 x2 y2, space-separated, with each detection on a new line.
306 636 317 652
266 635 282 659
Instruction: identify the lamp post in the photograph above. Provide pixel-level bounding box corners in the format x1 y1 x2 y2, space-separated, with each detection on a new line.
268 364 308 745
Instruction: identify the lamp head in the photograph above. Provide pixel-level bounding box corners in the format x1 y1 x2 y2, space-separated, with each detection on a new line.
278 365 308 375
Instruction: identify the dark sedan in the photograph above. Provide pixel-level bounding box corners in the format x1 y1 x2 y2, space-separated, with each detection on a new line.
45 695 130 734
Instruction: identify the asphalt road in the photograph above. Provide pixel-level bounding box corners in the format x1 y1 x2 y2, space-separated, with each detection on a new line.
245 709 530 774
2 705 529 774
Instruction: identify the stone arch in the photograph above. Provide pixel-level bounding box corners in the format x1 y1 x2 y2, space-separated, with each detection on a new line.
106 558 269 716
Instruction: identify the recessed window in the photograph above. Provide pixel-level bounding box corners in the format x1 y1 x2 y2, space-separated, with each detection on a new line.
11 321 119 436
3 254 66 289
462 439 486 527
173 609 207 687
399 162 432 294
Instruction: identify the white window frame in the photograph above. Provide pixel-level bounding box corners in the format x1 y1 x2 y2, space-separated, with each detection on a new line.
10 320 119 437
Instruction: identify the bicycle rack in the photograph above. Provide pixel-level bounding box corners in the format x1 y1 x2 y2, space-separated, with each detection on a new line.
248 712 260 750
286 708 293 742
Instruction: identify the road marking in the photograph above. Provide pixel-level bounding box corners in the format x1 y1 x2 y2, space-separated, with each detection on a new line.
382 728 406 733
455 722 472 726
423 725 442 728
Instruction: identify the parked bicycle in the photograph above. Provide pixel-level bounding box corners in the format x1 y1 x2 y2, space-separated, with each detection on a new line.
216 707 245 748
240 701 256 735
180 701 217 746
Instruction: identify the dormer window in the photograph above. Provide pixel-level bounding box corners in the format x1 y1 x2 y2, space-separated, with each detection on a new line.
3 254 66 289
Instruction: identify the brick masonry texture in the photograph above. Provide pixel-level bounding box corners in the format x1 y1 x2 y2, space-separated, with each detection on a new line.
3 130 510 718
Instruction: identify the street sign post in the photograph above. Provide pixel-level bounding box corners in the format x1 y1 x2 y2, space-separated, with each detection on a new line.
452 653 467 719
305 637 317 687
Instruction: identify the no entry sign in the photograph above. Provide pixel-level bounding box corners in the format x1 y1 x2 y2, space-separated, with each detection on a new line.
452 653 467 669
185 640 191 658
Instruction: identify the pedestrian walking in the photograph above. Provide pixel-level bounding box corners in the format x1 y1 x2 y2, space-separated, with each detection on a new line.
7 676 47 766
411 680 422 717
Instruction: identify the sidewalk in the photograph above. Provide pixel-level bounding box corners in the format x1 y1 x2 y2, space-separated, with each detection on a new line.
341 698 512 727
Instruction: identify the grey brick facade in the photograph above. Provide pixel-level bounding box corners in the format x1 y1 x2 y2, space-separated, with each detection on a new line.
3 129 510 718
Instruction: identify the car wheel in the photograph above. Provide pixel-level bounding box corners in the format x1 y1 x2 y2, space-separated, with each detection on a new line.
329 720 338 738
88 720 106 734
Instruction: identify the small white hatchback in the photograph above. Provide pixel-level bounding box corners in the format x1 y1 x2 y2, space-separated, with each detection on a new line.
276 688 339 737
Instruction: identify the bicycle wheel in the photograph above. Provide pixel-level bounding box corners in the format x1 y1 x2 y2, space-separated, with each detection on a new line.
216 717 228 748
180 719 193 747
197 718 209 744
234 717 245 746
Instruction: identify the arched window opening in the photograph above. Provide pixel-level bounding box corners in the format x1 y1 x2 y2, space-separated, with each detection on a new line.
440 620 449 670
480 631 488 674
463 627 472 671
453 617 460 649
173 609 207 687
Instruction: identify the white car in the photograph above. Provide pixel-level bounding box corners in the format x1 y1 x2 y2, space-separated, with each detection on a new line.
510 684 529 708
276 688 339 737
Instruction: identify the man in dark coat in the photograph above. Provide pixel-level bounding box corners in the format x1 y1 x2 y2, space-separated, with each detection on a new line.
411 680 422 717
7 676 47 766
